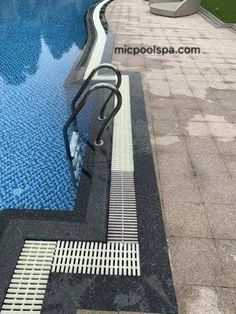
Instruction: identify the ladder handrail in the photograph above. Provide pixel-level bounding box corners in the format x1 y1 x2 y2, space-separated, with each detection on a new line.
71 63 122 130
63 82 122 165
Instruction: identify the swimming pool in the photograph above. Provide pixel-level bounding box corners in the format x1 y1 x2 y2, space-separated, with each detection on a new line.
0 0 97 210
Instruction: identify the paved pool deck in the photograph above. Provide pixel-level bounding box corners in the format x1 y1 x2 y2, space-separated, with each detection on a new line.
106 0 236 313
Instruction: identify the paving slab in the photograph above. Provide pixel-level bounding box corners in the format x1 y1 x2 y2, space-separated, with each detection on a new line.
176 285 235 314
106 0 236 312
205 204 236 240
168 237 223 287
164 200 212 238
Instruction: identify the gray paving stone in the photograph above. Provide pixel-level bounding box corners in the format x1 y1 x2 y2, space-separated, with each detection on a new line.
215 138 236 156
185 136 219 156
222 155 236 178
160 173 202 203
168 237 222 287
216 240 236 287
176 285 236 314
107 0 236 312
189 153 231 179
205 204 236 240
173 97 200 110
153 120 181 136
154 135 188 153
151 108 178 121
198 177 236 204
164 201 212 238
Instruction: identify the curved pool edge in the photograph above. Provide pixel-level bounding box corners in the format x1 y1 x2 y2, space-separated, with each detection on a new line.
64 0 114 88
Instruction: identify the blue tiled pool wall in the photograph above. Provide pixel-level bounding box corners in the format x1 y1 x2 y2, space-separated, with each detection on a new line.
0 0 97 211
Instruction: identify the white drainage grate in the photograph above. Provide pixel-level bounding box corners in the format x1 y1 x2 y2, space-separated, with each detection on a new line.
1 241 56 313
111 76 134 172
108 171 138 242
51 241 140 276
107 76 138 242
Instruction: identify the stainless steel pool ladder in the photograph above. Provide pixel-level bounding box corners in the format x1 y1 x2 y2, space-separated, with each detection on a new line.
63 63 122 186
70 63 122 129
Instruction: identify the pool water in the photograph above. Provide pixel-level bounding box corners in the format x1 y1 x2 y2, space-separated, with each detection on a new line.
0 0 96 210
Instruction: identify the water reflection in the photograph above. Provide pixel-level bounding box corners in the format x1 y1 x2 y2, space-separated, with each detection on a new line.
0 0 95 85
0 0 96 210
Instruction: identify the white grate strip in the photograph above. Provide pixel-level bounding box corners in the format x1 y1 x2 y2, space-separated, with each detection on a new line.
51 241 140 276
108 171 138 242
112 75 134 172
107 75 138 242
1 241 56 313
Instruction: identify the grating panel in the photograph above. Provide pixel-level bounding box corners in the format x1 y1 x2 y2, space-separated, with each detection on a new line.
108 171 138 242
107 75 138 242
51 241 140 276
111 76 134 172
1 241 56 313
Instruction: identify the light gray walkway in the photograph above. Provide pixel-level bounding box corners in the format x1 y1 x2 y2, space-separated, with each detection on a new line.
106 0 236 313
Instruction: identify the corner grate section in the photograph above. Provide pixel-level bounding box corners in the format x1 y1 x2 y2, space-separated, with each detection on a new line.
108 171 138 242
51 241 140 276
1 241 56 313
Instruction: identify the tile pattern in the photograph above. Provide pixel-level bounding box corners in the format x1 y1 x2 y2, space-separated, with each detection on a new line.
106 0 236 312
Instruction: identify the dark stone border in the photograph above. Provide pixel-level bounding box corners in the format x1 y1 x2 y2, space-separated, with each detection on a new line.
41 72 178 314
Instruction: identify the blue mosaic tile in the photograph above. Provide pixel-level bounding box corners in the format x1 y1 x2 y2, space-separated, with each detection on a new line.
0 0 96 210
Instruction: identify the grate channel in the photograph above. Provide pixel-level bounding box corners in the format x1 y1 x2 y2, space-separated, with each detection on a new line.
108 171 138 242
111 75 133 172
1 241 56 313
51 241 140 276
